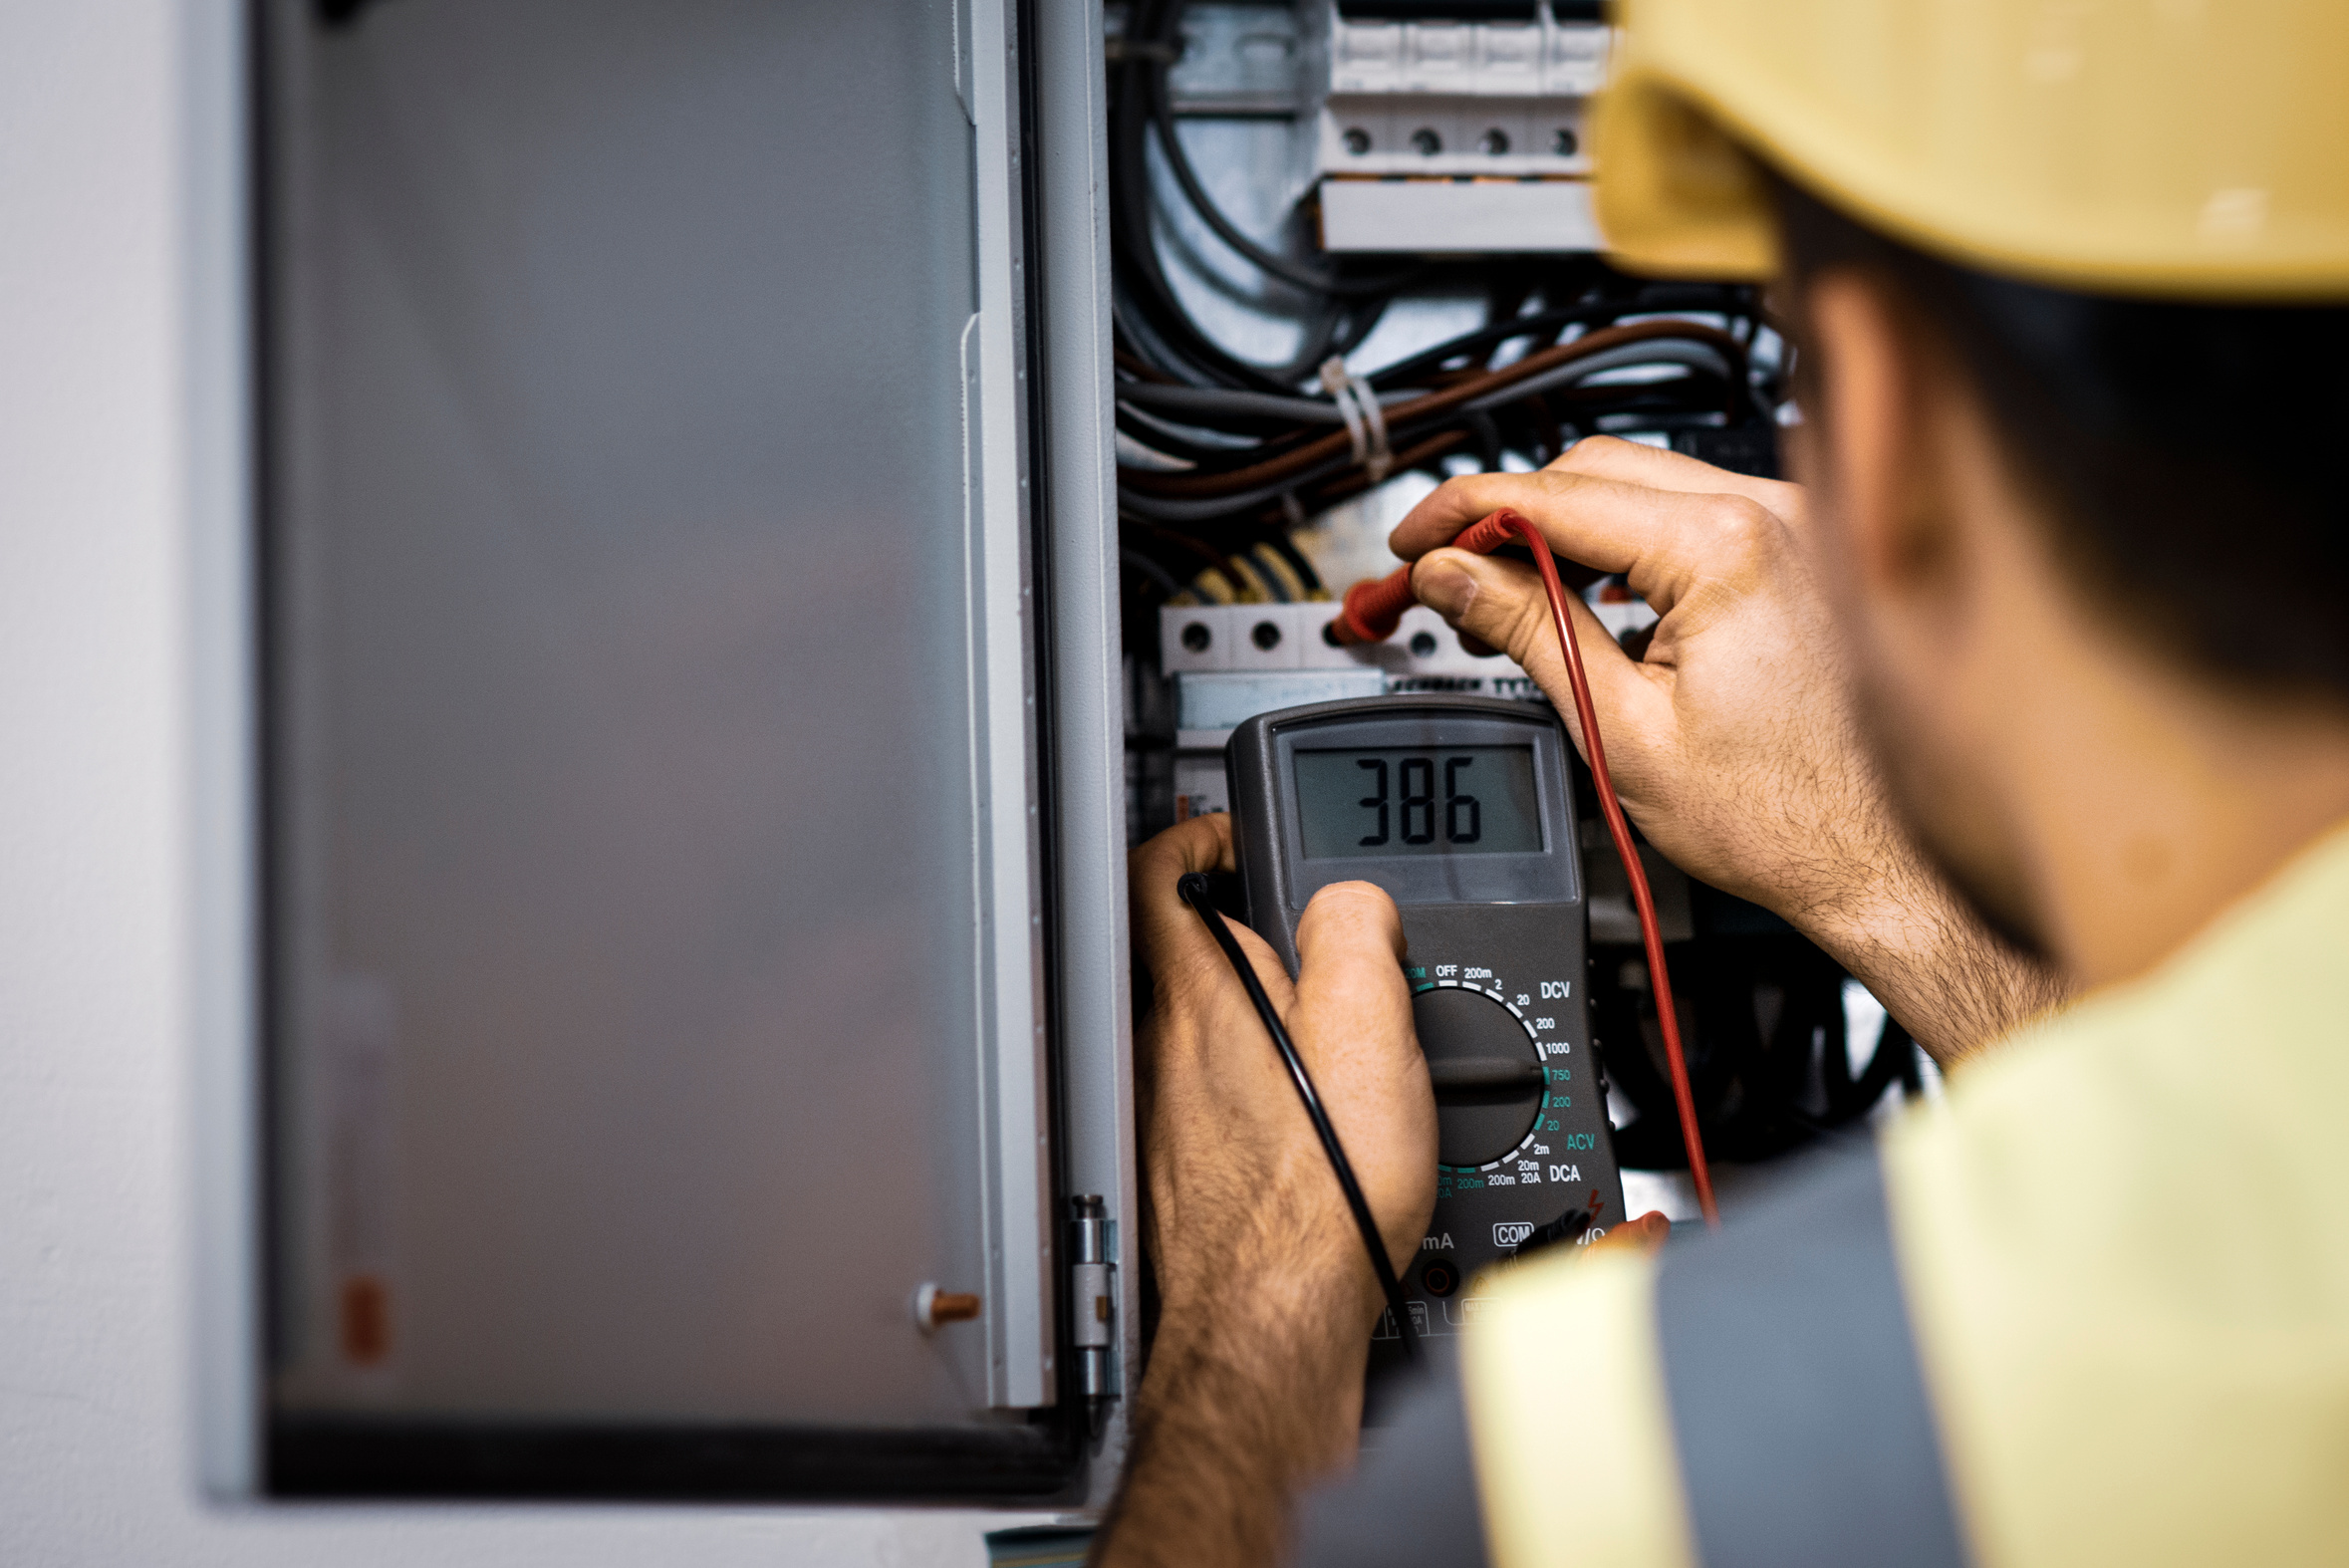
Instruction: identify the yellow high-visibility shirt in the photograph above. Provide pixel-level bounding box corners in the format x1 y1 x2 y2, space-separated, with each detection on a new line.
1461 821 2349 1568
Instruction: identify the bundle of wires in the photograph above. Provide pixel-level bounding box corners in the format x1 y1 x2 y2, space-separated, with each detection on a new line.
1110 1 1784 621
1124 0 1801 1241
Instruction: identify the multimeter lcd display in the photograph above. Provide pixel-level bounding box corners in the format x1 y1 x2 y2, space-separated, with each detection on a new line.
1293 746 1542 858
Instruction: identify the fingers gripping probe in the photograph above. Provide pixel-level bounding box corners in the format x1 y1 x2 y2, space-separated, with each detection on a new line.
1328 509 1721 1226
1177 873 1420 1361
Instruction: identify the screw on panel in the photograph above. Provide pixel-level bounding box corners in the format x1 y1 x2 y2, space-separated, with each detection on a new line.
1251 620 1282 651
1181 621 1212 653
1410 128 1441 156
1478 128 1510 155
913 1282 983 1331
1552 127 1579 156
1343 127 1372 155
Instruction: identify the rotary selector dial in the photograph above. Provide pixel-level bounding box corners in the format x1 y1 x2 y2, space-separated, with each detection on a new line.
1413 978 1553 1170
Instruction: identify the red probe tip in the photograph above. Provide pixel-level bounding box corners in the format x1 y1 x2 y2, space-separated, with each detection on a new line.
1328 567 1414 645
1329 511 1533 646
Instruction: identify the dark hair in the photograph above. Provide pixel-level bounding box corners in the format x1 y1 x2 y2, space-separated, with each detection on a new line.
1774 178 2349 701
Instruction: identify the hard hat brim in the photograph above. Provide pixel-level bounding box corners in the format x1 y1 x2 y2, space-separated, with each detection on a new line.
1594 0 2349 302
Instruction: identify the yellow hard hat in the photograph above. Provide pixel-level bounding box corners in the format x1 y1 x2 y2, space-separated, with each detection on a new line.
1592 0 2349 299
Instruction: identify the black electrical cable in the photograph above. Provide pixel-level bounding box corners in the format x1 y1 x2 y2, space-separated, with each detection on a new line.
1128 520 1248 600
1119 425 1472 524
1120 546 1185 602
1264 530 1323 597
1116 399 1297 465
1176 873 1417 1360
1109 3 1296 393
1365 304 1611 390
1111 0 1422 393
1267 306 1346 387
1111 290 1230 392
1141 0 1419 303
1240 544 1293 602
1147 58 1413 300
1329 289 1395 362
1363 283 1759 392
1107 56 1787 558
1124 321 1747 501
1118 354 1733 487
1464 407 1504 471
1124 371 1744 532
1118 380 1391 425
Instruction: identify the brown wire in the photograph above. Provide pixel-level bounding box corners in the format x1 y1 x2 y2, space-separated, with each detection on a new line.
1119 319 1746 501
1206 428 1476 540
1293 428 1469 510
1114 345 1179 385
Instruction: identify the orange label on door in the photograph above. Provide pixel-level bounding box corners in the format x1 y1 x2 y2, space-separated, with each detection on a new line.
340 1272 392 1367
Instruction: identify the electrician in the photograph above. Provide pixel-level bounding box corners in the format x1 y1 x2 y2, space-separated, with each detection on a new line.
1093 3 2349 1565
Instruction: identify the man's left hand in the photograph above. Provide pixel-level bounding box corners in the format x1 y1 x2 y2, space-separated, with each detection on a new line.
1095 813 1436 1568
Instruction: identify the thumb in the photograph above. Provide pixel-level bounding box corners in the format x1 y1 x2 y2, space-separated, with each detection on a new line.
1410 546 1666 781
1289 881 1436 1263
1290 880 1412 1060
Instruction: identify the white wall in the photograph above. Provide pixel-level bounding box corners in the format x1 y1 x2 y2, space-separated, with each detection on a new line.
0 4 1036 1562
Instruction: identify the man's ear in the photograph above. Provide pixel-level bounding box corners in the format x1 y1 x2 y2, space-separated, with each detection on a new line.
1795 270 1954 598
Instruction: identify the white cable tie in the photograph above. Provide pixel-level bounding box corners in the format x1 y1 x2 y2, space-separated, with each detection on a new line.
1319 356 1369 470
1357 372 1393 483
1318 356 1392 484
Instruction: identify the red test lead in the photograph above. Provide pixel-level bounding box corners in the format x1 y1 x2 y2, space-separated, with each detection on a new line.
1329 509 1719 1226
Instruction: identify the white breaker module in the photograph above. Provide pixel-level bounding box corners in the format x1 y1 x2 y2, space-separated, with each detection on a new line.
1313 1 1611 253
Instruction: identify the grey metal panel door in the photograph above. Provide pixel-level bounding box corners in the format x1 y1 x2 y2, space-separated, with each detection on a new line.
253 0 1060 1482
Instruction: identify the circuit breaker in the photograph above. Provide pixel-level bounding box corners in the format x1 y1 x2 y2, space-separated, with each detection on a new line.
1316 1 1611 251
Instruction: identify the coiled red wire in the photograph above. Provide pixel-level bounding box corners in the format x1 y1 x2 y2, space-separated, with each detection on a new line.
1332 508 1719 1226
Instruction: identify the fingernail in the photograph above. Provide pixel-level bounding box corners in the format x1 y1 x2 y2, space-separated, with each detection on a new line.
1414 558 1478 619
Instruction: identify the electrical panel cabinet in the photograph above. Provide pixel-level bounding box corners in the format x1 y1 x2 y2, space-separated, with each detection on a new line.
189 0 1927 1516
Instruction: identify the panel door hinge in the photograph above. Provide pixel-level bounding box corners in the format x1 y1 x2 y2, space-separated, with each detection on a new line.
1068 1195 1120 1428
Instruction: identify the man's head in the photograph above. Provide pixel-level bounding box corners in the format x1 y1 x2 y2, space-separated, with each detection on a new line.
1588 0 2349 974
1772 181 2349 959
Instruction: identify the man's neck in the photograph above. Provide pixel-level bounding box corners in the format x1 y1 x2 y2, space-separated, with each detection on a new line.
2012 652 2349 992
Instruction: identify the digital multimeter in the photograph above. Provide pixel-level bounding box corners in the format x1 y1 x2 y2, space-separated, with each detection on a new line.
1226 694 1626 1356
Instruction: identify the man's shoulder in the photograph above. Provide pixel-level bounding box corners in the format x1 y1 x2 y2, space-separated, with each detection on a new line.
1889 814 2349 1309
1448 825 2349 1567
1879 822 2349 1567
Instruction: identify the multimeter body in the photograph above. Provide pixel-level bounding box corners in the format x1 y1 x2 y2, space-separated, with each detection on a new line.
1226 695 1626 1358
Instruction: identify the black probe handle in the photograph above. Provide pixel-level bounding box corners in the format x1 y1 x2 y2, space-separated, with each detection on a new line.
1175 873 1419 1362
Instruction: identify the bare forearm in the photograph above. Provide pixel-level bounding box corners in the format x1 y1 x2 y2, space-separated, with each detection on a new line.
1796 851 2072 1067
1091 1283 1369 1568
1110 822 1435 1566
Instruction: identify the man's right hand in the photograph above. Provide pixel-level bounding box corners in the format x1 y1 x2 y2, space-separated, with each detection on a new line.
1391 436 2069 1062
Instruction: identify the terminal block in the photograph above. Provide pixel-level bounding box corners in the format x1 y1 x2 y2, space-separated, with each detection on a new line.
1158 602 1545 819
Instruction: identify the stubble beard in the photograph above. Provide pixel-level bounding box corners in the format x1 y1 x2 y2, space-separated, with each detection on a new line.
1849 655 2054 964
